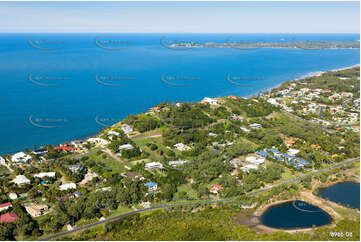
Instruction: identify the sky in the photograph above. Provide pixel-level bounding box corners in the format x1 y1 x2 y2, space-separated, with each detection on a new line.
0 1 359 33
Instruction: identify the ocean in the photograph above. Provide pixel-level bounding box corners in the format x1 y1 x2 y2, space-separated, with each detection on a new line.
0 33 359 155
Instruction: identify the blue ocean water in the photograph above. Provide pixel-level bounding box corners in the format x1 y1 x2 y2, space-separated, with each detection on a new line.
0 33 359 155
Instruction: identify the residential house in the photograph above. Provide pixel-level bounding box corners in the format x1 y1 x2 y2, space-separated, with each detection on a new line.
0 202 12 212
124 172 144 180
87 138 109 146
121 124 133 134
25 204 49 217
34 172 56 178
71 140 84 148
168 159 188 166
287 149 300 156
0 156 5 165
145 162 163 169
173 143 191 151
9 193 17 200
249 123 262 129
245 156 265 165
0 212 19 223
59 183 76 191
107 130 120 136
255 150 269 158
200 97 218 105
240 127 250 133
145 182 158 191
32 148 48 156
69 165 84 173
11 152 31 163
12 175 30 185
118 144 134 151
74 192 82 197
240 164 258 172
210 184 223 194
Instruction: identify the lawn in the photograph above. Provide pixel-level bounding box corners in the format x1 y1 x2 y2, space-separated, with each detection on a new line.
175 184 198 199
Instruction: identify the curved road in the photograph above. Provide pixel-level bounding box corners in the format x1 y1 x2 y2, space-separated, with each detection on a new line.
41 157 359 241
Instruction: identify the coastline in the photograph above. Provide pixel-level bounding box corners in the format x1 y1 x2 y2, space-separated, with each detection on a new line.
1 64 360 157
244 63 360 99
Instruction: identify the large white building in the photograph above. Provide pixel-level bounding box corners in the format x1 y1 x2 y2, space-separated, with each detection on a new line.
173 143 191 151
118 144 134 150
245 156 265 165
11 152 31 163
87 138 109 146
13 175 31 185
0 156 5 165
121 124 133 134
59 183 76 191
34 172 56 179
145 162 163 169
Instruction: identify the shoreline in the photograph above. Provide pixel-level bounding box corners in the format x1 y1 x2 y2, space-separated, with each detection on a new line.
244 63 360 99
1 64 360 157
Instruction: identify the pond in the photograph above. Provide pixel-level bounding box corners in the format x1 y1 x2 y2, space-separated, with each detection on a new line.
317 181 360 209
260 200 332 229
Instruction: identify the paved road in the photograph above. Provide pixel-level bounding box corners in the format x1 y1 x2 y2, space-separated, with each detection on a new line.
41 157 359 241
248 157 359 196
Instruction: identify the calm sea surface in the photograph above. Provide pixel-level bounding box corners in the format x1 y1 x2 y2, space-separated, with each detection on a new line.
0 33 359 155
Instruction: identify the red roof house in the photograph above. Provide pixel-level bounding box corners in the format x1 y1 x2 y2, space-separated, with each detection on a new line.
54 146 77 152
0 212 19 223
210 184 223 194
0 202 12 212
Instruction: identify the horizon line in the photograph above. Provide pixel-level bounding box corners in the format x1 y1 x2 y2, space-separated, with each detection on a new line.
0 32 360 34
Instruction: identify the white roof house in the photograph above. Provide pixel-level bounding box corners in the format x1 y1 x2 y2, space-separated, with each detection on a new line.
121 124 133 134
9 193 18 200
287 149 300 156
240 164 259 172
168 160 188 166
201 97 218 105
173 143 191 151
11 152 31 163
107 130 120 137
0 156 5 164
145 162 163 169
118 144 134 150
267 98 279 106
245 156 265 165
13 175 31 185
240 127 250 133
59 183 76 191
249 123 262 129
34 172 56 178
87 138 109 146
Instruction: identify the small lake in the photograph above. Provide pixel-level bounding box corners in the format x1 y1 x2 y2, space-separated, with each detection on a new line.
260 200 332 229
318 181 360 209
